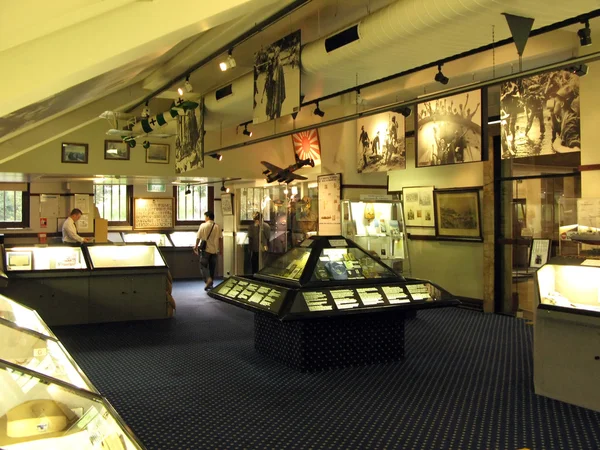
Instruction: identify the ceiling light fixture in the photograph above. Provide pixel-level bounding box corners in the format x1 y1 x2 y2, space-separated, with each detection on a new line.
313 102 325 117
393 106 412 117
578 20 592 47
219 49 236 72
434 64 449 85
185 185 191 195
242 124 252 137
210 153 223 161
177 76 193 96
566 63 589 77
220 181 230 193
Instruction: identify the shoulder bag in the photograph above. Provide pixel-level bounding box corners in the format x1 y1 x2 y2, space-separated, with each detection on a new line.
199 223 215 252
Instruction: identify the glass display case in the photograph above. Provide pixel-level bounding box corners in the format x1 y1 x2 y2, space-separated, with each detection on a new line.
0 295 54 338
0 360 144 449
107 232 124 244
122 232 172 247
86 244 166 269
559 197 600 258
341 200 410 275
168 231 197 247
4 247 87 272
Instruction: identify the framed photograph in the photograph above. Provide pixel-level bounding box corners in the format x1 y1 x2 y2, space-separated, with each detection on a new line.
146 143 170 164
104 140 130 160
357 110 406 173
221 193 233 216
529 239 551 268
416 88 485 167
434 188 482 241
61 142 88 164
292 129 321 165
402 186 435 228
6 251 33 271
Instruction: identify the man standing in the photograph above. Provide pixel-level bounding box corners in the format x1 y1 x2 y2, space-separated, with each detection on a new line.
62 208 88 243
248 212 270 274
193 211 221 291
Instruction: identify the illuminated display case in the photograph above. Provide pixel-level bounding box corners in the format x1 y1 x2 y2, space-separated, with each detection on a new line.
86 244 166 269
534 259 600 412
121 232 172 247
168 231 197 247
558 197 600 258
341 200 410 275
4 246 87 272
0 294 54 338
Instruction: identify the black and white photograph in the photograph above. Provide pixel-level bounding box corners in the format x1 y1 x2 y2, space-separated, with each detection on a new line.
61 142 88 164
357 111 406 173
253 30 301 124
500 69 581 159
175 98 204 173
402 186 435 228
416 89 483 167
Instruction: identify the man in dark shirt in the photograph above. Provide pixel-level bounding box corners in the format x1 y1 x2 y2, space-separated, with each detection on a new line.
248 212 270 274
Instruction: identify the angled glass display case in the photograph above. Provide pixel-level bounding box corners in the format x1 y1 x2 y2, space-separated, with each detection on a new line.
341 200 410 275
168 231 197 247
85 244 166 269
121 232 172 247
0 294 54 338
3 246 87 272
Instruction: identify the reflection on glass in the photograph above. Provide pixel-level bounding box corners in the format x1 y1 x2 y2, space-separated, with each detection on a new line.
312 247 397 281
0 295 53 337
122 233 172 247
5 248 87 271
169 232 197 247
87 245 165 268
258 247 311 281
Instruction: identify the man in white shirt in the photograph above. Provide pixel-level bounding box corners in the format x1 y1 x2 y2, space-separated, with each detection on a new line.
193 211 221 290
62 208 88 243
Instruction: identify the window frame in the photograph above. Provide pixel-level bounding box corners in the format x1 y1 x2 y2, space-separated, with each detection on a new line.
0 188 30 229
93 185 133 226
174 186 214 226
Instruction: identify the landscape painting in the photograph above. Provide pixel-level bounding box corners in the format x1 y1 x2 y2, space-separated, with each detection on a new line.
434 189 482 241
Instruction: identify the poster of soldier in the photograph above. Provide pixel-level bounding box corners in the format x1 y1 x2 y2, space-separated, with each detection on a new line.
175 98 204 174
357 111 406 173
416 89 483 167
253 30 301 124
500 69 581 159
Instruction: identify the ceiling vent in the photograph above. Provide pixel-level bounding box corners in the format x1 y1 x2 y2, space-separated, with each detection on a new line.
325 25 359 53
215 84 233 101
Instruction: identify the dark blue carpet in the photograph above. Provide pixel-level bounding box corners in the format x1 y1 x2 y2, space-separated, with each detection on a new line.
52 281 600 450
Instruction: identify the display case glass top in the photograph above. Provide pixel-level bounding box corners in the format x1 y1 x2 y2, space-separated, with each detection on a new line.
122 232 172 247
86 244 166 269
168 231 197 247
0 295 54 338
537 262 600 315
258 247 311 282
4 246 87 272
0 361 144 449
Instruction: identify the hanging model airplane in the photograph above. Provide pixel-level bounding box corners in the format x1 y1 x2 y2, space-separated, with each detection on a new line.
100 98 199 148
261 154 315 183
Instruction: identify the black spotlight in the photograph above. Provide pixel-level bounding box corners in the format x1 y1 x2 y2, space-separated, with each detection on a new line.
313 103 325 117
185 185 191 195
578 20 592 47
396 106 412 117
210 153 223 161
567 63 589 77
242 124 252 137
434 64 449 85
220 181 230 193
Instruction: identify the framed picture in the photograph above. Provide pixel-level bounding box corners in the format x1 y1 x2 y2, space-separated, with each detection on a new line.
61 142 88 164
146 143 170 164
357 110 406 173
529 239 551 268
416 88 485 167
292 129 321 165
402 186 435 228
434 188 482 241
6 251 33 271
104 140 130 160
221 193 234 215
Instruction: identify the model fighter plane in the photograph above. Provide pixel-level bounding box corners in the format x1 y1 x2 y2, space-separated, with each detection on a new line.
261 154 315 184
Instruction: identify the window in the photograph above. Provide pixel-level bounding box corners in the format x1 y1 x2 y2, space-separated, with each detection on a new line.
94 185 132 225
0 190 29 228
175 185 210 224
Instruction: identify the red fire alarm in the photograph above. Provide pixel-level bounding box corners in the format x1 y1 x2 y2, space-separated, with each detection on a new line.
40 217 47 228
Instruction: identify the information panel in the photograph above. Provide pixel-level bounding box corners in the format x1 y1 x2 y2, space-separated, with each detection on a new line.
211 277 287 313
134 198 174 230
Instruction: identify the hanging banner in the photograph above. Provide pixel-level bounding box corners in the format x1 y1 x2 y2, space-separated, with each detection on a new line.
175 97 204 173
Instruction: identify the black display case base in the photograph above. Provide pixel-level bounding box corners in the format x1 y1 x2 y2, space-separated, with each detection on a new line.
254 312 405 372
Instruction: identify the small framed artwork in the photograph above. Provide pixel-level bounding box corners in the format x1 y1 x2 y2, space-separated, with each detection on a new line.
221 193 234 215
529 239 551 268
104 140 130 160
146 143 170 164
433 188 482 241
402 186 435 228
61 142 88 164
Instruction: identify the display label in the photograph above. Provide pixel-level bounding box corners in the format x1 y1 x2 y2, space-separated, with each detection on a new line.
330 289 360 309
212 278 285 312
356 287 384 306
328 239 348 247
406 283 432 301
302 291 333 311
382 286 410 304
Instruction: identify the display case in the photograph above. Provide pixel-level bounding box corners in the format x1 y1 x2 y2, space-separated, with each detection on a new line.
162 231 202 279
0 294 54 338
534 260 600 412
86 244 166 269
342 200 410 275
121 232 172 247
4 246 87 272
107 232 124 244
558 197 600 258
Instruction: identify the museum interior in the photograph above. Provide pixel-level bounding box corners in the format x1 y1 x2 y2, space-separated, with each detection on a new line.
1 0 600 449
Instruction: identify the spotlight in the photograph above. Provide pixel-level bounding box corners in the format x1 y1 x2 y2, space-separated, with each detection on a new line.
434 64 449 85
291 111 299 120
142 141 151 149
242 124 252 137
313 103 325 117
566 63 589 77
185 185 191 195
210 153 223 161
220 181 230 193
393 106 412 117
177 87 183 96
578 20 592 47
219 49 236 71
184 76 193 93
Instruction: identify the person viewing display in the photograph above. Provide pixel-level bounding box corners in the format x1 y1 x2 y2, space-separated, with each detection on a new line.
248 211 270 274
61 208 89 243
193 211 221 291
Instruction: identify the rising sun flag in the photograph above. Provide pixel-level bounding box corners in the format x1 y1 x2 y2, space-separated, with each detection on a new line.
292 129 321 165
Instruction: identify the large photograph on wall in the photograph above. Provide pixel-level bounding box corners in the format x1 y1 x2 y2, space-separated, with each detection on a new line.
253 30 301 124
175 97 204 173
357 111 406 173
500 69 581 159
292 129 321 165
416 89 483 167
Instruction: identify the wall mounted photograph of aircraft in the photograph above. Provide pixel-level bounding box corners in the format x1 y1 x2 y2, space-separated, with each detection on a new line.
261 154 315 183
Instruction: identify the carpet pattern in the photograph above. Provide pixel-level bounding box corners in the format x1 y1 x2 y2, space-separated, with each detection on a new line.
52 281 600 450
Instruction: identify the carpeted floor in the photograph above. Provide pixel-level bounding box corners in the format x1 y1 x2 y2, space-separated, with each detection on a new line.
52 280 600 450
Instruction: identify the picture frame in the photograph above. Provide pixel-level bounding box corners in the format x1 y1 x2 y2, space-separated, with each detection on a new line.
6 251 33 271
529 238 551 268
415 88 487 167
433 188 482 241
104 140 130 160
221 193 234 216
402 186 435 228
61 142 88 164
146 143 170 164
